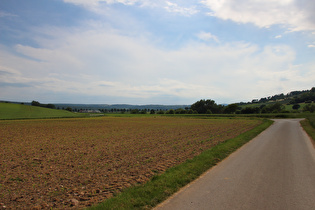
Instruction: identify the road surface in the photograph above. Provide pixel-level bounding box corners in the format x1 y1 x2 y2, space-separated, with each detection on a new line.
155 119 315 210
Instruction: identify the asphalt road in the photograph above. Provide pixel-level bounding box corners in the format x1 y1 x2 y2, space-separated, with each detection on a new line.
155 119 315 210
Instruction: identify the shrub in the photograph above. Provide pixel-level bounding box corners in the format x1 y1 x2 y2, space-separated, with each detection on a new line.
166 109 175 114
157 110 165 114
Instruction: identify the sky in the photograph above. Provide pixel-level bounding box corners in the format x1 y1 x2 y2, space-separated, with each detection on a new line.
0 0 315 105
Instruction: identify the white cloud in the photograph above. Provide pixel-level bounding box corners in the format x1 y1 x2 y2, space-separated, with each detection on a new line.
196 31 219 42
275 35 282 39
1 22 314 104
63 0 198 16
308 44 315 48
63 0 139 15
0 11 18 18
63 0 136 6
164 1 198 16
201 0 315 32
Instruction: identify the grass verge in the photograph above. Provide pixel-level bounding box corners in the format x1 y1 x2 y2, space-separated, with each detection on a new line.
89 119 273 210
300 114 315 141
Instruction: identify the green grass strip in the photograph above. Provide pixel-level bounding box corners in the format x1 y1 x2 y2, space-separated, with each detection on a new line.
0 102 84 120
300 114 315 142
89 119 273 210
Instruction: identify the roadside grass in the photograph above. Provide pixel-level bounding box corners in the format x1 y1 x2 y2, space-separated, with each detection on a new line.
89 119 273 210
300 113 315 141
167 113 303 119
106 113 303 119
0 102 84 120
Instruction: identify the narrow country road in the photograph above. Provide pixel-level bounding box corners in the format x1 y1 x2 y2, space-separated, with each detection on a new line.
155 119 315 210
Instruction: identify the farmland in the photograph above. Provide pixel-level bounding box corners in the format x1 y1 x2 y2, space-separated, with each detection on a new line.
0 103 82 120
0 116 262 209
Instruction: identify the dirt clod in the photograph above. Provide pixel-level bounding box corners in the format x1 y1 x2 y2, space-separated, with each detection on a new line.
70 199 79 207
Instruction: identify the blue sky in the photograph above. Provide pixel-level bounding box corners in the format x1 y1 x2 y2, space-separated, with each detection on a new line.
1 0 314 105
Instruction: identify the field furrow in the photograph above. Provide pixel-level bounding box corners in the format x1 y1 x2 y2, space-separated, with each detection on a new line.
0 117 261 209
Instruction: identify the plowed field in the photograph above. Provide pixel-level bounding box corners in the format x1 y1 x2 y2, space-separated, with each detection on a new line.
0 117 261 209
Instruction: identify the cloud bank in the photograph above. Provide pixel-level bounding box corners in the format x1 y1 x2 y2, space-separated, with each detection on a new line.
1 21 314 104
1 0 314 104
201 0 315 32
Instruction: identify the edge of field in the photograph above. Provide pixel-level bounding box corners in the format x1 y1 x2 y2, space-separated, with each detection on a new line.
300 114 315 142
88 119 273 210
0 103 86 120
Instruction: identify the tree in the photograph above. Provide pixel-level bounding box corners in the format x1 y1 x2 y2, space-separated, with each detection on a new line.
166 109 175 114
303 104 315 113
46 104 56 109
65 107 72 112
261 102 284 113
292 104 300 110
157 110 165 114
175 108 186 114
191 99 224 114
270 102 284 113
241 107 260 114
130 109 139 114
31 100 41 106
191 99 210 114
206 109 212 114
150 109 155 114
224 104 238 114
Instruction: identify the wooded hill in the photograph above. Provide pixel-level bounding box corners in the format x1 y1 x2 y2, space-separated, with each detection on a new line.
233 87 315 114
239 87 315 105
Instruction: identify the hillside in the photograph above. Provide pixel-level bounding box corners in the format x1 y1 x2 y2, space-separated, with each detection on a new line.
0 102 82 120
240 87 315 106
234 87 315 114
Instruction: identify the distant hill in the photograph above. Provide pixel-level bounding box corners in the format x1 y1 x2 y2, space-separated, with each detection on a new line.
54 104 190 111
239 87 315 106
0 102 81 120
0 100 190 111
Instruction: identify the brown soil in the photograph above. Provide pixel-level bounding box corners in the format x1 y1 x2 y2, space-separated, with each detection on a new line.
0 117 261 209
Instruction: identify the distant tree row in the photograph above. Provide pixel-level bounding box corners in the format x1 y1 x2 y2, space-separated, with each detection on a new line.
190 99 315 114
101 102 315 114
128 108 196 114
31 101 56 109
103 101 315 114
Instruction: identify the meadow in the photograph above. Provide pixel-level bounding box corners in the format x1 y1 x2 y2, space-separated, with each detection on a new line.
0 103 82 120
0 116 262 209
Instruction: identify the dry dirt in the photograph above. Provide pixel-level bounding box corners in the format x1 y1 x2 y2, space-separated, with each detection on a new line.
0 116 261 209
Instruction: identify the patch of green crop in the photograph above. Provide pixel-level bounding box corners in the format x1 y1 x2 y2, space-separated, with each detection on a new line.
300 113 315 141
0 103 82 120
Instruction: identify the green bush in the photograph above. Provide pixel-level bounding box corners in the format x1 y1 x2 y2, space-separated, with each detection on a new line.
166 109 175 114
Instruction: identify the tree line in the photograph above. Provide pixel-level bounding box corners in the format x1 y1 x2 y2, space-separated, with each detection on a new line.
31 100 56 109
241 87 315 105
190 99 315 114
31 86 315 115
